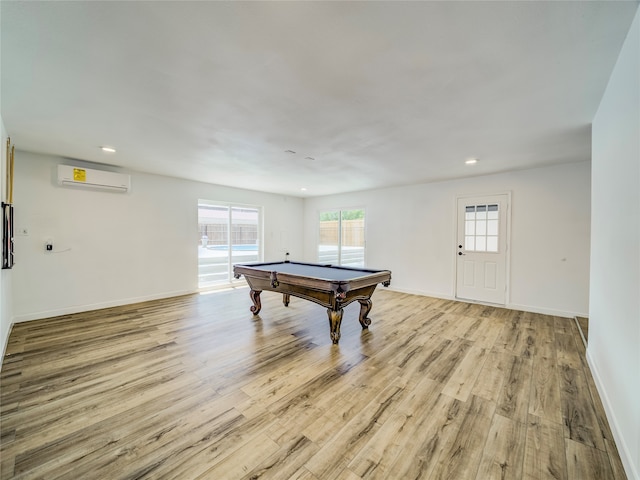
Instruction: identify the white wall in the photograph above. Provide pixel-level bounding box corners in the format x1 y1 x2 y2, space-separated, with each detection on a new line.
590 9 639 480
11 151 304 321
303 161 591 317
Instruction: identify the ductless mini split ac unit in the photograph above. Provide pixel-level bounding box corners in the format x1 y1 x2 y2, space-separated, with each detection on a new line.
57 165 131 193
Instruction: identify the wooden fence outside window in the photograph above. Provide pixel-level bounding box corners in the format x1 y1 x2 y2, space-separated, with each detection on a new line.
319 219 364 247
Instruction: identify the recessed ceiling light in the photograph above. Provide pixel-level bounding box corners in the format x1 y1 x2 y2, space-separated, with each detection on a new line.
101 146 116 153
300 187 307 192
465 158 478 165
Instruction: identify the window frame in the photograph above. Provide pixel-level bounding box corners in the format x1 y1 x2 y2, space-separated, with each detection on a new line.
197 200 263 288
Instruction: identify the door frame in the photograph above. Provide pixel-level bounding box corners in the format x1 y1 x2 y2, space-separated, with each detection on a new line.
197 200 264 289
453 191 512 305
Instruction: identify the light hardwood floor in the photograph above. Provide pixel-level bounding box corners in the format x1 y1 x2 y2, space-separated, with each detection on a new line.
0 288 626 479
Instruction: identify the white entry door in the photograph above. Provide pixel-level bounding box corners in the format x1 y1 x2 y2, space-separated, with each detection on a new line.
456 194 509 305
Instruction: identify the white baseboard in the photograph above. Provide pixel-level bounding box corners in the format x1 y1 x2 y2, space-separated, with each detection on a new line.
506 302 585 319
587 349 638 480
387 287 583 319
12 289 197 323
385 285 454 300
573 316 588 348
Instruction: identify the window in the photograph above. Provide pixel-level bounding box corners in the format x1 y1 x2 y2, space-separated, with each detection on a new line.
464 204 499 252
318 209 365 266
198 201 262 288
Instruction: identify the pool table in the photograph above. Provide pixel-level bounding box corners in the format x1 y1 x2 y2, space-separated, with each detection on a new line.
233 261 392 344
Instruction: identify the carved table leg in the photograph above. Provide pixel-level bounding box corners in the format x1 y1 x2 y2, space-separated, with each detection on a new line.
358 299 372 329
283 293 290 307
327 308 344 344
249 290 262 315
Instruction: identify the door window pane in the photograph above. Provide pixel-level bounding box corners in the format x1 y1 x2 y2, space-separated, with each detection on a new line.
231 207 260 267
198 202 261 288
465 220 475 235
463 204 499 253
465 236 475 250
341 209 365 267
318 211 339 264
318 209 365 266
465 206 475 220
198 205 230 287
487 219 498 236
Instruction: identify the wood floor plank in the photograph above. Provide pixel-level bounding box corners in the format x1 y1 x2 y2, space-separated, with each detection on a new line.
529 343 562 424
553 316 574 335
303 383 406 478
429 394 494 480
555 332 582 370
475 413 527 480
332 468 363 480
441 345 488 401
558 364 606 451
565 438 615 480
440 313 478 340
523 414 568 480
496 354 533 423
272 353 401 438
496 318 523 352
425 337 474 384
287 467 318 480
471 349 512 403
142 410 277 480
12 383 223 478
381 393 466 479
463 316 504 349
0 289 626 480
4 360 196 464
604 438 628 480
346 377 441 478
194 432 280 479
242 434 319 480
497 318 536 359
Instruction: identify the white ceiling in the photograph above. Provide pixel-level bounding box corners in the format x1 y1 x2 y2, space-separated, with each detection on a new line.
1 1 638 197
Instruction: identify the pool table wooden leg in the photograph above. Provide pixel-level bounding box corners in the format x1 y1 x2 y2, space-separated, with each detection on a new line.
283 293 290 307
249 289 262 315
327 308 344 344
358 299 372 329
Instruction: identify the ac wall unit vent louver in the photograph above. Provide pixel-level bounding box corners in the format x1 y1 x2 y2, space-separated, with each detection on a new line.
57 165 131 192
